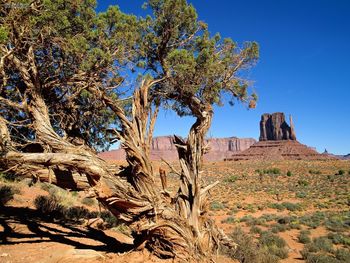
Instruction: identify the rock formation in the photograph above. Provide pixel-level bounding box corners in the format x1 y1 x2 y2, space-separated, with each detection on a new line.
99 136 256 161
259 112 296 141
228 112 334 161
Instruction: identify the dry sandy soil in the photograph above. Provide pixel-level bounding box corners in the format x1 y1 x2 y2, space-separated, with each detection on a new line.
1 159 349 262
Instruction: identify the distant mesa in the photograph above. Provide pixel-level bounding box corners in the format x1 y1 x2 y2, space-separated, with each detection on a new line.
98 136 256 162
99 112 338 162
228 112 335 161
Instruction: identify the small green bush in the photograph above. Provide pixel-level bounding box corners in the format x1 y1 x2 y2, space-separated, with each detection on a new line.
335 248 350 261
307 237 334 253
221 216 235 224
259 231 289 260
271 223 288 233
286 171 292 177
224 175 239 183
298 230 311 244
100 210 120 228
250 225 262 234
263 168 281 175
336 170 345 175
81 197 96 206
65 206 90 222
298 179 309 187
210 201 225 211
309 170 321 175
0 172 17 182
34 195 64 219
224 227 279 263
0 185 19 206
296 191 308 198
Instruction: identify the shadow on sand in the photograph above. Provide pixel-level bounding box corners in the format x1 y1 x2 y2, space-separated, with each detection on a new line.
0 205 134 253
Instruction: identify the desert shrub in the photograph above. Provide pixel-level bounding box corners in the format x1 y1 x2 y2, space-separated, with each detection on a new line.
250 225 262 234
239 215 253 222
303 253 340 263
283 202 303 211
286 171 292 177
297 179 309 187
298 230 311 244
81 197 96 206
300 236 349 263
259 231 289 260
263 168 280 175
259 231 287 248
210 201 225 211
224 175 239 183
0 172 17 182
111 223 131 236
307 237 334 253
221 216 235 224
336 170 345 175
327 232 350 246
299 212 326 228
40 182 55 192
34 195 64 219
269 203 285 211
335 249 350 261
65 206 90 222
271 223 288 233
309 170 321 175
100 210 120 228
296 191 308 198
325 213 350 232
70 191 79 197
260 214 278 222
0 185 19 206
240 215 266 226
224 227 278 263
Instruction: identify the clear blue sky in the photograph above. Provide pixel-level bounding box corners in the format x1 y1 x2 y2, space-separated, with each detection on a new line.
98 1 350 155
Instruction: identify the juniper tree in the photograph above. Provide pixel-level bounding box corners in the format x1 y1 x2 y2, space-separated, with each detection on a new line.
0 0 258 260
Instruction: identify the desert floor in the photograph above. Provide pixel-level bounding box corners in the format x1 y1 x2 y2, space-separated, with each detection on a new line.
1 159 349 263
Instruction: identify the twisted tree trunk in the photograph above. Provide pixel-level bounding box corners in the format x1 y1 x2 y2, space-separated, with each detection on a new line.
0 78 235 261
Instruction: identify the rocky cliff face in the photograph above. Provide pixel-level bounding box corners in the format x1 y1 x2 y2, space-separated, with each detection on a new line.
151 136 256 152
99 136 256 161
259 112 296 141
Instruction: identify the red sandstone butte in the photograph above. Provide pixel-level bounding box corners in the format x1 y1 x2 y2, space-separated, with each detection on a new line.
98 136 256 162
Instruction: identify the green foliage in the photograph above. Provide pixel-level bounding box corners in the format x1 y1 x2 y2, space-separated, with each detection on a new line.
210 201 225 211
296 191 308 198
335 249 350 262
81 197 96 206
0 172 17 182
327 232 350 246
269 202 303 211
0 185 19 206
286 170 292 177
225 227 280 263
221 216 235 224
100 210 120 228
259 231 289 260
224 175 239 183
65 206 90 222
298 179 309 187
298 230 311 244
259 168 281 175
336 170 345 175
309 169 321 175
34 195 64 218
